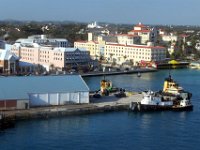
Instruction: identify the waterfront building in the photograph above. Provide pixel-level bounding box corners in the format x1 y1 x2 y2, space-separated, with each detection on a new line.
75 23 165 65
0 43 19 74
75 33 116 59
0 75 89 110
16 34 69 48
74 40 102 59
75 39 166 65
128 22 158 44
11 43 94 72
104 42 166 65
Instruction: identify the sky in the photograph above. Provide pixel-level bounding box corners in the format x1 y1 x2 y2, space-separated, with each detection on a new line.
0 0 199 25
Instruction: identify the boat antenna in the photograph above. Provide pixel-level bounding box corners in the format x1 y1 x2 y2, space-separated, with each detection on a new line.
103 66 105 80
169 61 171 77
168 62 172 80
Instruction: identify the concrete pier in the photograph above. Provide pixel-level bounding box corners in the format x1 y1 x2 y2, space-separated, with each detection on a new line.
1 92 143 121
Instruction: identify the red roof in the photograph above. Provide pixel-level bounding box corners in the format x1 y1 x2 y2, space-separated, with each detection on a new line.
129 30 151 33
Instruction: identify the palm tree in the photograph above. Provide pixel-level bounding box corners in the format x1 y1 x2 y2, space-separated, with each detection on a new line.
109 53 114 63
50 64 55 70
123 55 127 62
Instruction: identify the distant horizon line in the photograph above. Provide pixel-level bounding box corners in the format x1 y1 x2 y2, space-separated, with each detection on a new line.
0 19 200 27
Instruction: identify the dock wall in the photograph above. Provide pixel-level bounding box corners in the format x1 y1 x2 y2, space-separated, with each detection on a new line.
82 68 157 77
2 104 129 122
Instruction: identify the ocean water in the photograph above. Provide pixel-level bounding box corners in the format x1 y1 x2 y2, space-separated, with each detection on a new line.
1 69 200 150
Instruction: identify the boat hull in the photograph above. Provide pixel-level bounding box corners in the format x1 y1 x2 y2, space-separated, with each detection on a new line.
172 105 193 111
129 102 193 112
129 102 172 112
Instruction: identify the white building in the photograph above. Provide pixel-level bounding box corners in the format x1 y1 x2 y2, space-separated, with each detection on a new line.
116 34 141 45
128 23 158 44
87 21 103 29
161 33 178 43
16 35 69 47
0 75 90 110
0 43 19 74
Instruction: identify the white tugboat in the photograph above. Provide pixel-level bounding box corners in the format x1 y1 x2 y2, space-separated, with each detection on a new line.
129 74 193 112
129 90 173 111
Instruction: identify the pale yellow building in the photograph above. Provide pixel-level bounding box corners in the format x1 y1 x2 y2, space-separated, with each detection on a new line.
74 41 101 59
104 43 166 65
116 34 141 45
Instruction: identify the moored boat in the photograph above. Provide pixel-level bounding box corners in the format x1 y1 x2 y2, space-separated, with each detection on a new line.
137 72 141 77
129 74 193 112
161 74 192 101
129 90 173 112
172 99 193 111
189 62 200 69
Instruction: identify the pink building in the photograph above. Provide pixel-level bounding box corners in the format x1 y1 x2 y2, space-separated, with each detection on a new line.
11 43 93 73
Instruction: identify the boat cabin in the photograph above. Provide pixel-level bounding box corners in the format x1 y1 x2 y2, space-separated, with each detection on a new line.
163 75 183 95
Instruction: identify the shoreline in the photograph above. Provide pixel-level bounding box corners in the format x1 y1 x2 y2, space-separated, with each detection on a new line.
81 68 157 77
0 93 142 123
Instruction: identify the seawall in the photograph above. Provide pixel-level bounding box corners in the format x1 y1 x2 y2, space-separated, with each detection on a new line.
1 93 143 122
82 68 157 77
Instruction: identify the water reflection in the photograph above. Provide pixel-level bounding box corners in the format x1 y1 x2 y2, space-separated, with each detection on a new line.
83 72 165 92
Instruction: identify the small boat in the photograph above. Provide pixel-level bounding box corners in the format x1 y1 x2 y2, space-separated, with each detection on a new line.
129 90 193 112
161 74 192 100
137 72 141 77
189 62 200 69
100 75 113 96
129 90 173 112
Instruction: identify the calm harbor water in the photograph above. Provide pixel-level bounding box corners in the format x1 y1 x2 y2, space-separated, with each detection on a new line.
1 69 200 150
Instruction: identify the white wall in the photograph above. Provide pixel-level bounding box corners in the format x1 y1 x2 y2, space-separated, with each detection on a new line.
29 93 49 106
16 100 29 109
29 92 89 107
79 92 89 103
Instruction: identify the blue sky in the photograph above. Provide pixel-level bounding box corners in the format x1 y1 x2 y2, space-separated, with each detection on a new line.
0 0 199 25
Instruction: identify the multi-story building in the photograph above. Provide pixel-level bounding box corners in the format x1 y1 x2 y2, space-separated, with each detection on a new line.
74 40 101 59
0 43 19 74
104 42 166 65
11 43 93 72
116 34 141 45
75 23 165 65
16 35 69 48
75 33 116 59
128 22 158 44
